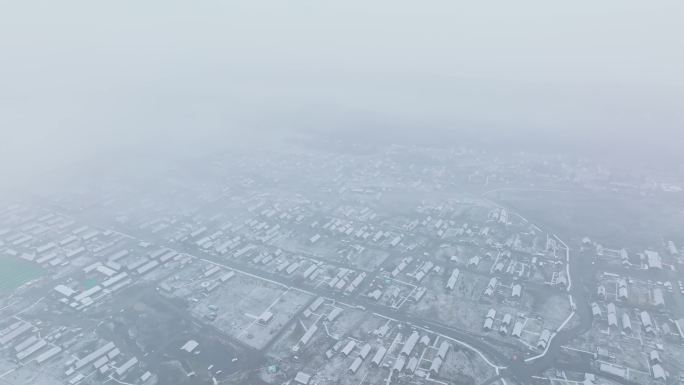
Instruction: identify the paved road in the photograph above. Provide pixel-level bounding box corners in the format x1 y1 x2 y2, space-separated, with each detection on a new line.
44 196 638 385
483 190 640 385
52 205 519 372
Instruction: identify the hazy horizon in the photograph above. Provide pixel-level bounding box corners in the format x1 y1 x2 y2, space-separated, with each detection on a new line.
2 0 683 185
2 4 684 384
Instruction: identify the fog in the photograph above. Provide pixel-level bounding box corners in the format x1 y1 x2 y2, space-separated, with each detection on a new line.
1 0 683 185
2 3 684 382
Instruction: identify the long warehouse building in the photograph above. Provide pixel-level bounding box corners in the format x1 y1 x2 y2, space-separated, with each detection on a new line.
74 342 116 370
0 323 33 346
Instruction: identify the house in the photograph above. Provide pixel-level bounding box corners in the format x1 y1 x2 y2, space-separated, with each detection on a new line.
511 284 522 299
401 332 419 356
617 279 629 301
667 241 678 255
649 350 661 364
446 269 460 290
54 285 76 298
652 288 665 307
294 372 312 385
674 319 684 340
429 357 443 375
645 250 663 269
537 329 551 350
327 308 342 322
419 335 430 347
371 346 387 366
621 313 632 333
599 363 626 378
607 313 618 328
359 343 372 359
483 318 494 331
181 340 199 353
404 356 418 374
640 311 654 335
437 341 450 359
556 274 568 288
512 321 524 338
298 324 318 346
258 311 274 325
349 357 363 374
651 364 666 381
368 289 382 300
484 279 498 296
597 285 607 300
341 340 356 356
620 249 629 264
392 356 406 372
412 287 427 302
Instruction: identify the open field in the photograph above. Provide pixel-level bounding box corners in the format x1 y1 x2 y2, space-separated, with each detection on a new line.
494 189 684 247
191 274 312 350
0 256 44 294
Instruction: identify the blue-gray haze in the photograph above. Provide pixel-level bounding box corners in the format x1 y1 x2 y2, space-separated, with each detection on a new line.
1 0 683 186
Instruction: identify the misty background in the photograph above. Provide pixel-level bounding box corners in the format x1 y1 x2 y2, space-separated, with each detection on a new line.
1 0 683 186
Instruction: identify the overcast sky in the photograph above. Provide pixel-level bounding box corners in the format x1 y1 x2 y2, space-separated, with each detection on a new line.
1 0 683 183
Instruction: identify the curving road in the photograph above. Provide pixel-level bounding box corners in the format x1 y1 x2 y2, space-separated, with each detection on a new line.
481 188 639 385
